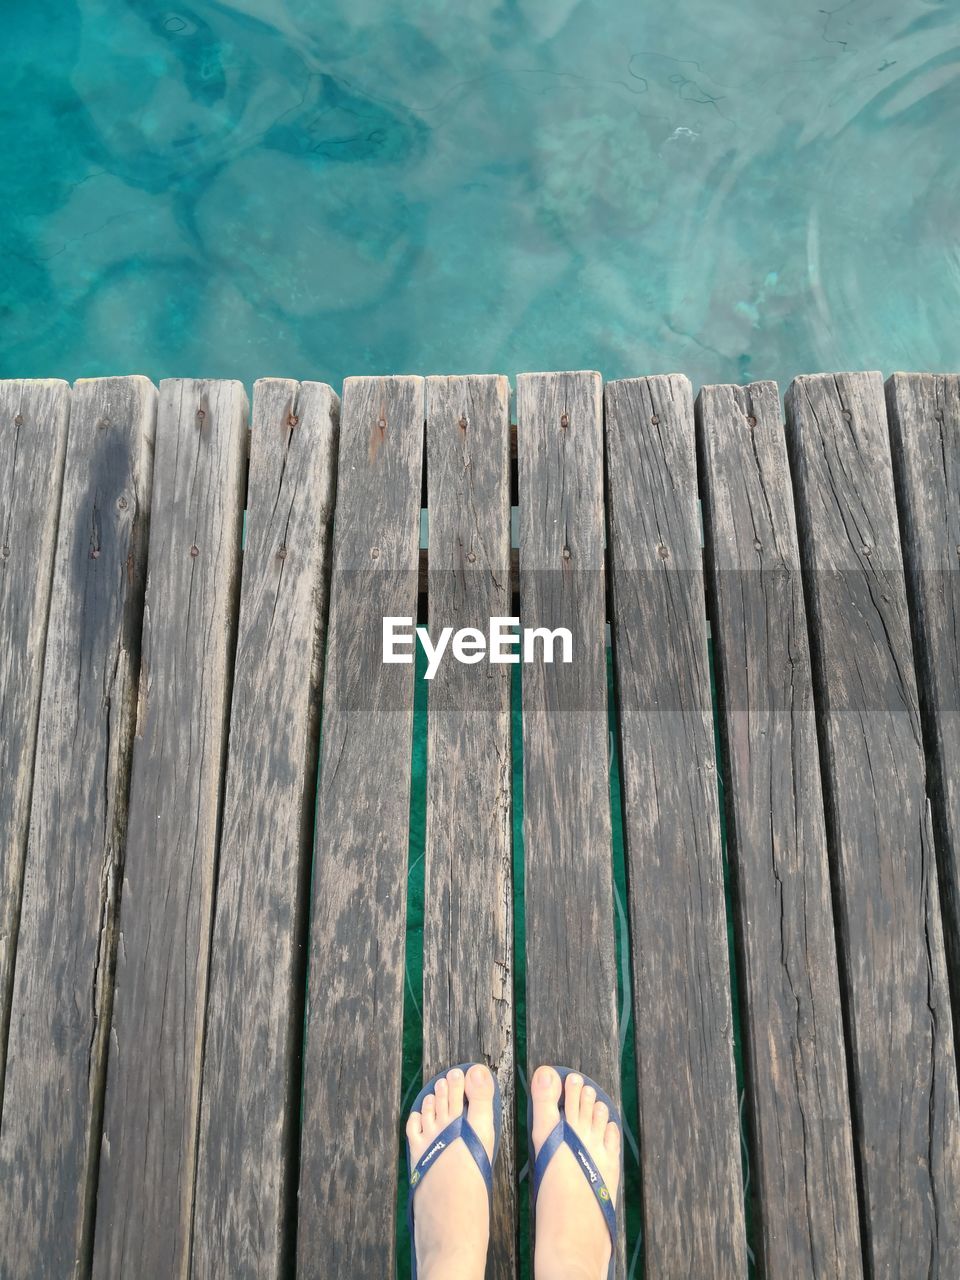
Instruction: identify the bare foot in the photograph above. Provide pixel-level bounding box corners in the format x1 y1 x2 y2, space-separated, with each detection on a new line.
530 1066 621 1280
406 1064 496 1280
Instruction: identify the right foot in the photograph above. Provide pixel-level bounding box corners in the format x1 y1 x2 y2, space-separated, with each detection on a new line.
530 1066 621 1280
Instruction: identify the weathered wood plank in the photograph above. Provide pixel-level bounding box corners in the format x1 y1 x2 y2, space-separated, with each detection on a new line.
0 380 70 1106
605 375 746 1277
516 371 623 1267
785 370 960 1277
422 374 515 1280
697 381 862 1277
297 375 424 1278
0 378 155 1280
191 380 339 1280
886 373 960 1043
91 379 248 1280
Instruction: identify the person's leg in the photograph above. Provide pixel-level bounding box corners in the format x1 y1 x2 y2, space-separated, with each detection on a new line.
530 1067 621 1280
405 1063 496 1280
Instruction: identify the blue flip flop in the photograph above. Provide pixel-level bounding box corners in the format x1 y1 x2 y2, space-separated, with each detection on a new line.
406 1062 502 1279
527 1066 620 1280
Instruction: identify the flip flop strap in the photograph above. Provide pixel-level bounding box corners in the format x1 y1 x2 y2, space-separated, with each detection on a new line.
533 1118 617 1246
409 1113 493 1204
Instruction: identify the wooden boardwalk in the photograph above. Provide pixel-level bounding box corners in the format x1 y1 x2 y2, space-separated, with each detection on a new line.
0 369 958 1278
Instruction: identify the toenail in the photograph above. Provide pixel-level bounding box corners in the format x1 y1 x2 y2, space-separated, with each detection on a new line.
569 1074 583 1086
449 1068 463 1080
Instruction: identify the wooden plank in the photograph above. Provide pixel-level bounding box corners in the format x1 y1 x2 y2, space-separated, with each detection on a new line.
422 375 515 1280
91 379 248 1280
516 371 623 1267
886 373 960 1040
419 546 519 602
605 375 746 1277
0 379 70 1106
785 371 960 1276
297 375 424 1278
696 381 862 1277
191 380 339 1279
0 378 155 1279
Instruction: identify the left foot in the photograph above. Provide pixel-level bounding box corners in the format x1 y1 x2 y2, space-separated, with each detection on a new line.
406 1063 496 1280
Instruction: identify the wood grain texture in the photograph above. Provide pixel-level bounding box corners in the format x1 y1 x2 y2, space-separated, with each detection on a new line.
516 372 623 1269
0 380 70 1106
886 373 960 1045
192 380 339 1280
0 378 155 1280
297 375 424 1278
91 379 248 1280
785 371 960 1278
697 381 861 1279
605 375 746 1278
422 375 515 1279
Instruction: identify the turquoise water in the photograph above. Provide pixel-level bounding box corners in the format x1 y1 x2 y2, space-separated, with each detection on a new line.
3 1 959 388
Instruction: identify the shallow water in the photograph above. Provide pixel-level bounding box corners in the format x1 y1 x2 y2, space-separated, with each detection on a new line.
3 0 959 388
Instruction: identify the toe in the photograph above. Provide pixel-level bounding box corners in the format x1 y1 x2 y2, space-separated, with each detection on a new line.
604 1119 621 1158
421 1092 437 1135
564 1072 584 1124
592 1099 609 1138
464 1064 496 1160
579 1084 597 1128
465 1062 494 1102
406 1110 423 1142
435 1076 449 1125
531 1065 563 1152
446 1067 465 1119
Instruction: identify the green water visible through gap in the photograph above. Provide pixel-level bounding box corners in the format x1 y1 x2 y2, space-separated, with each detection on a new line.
395 643 756 1279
